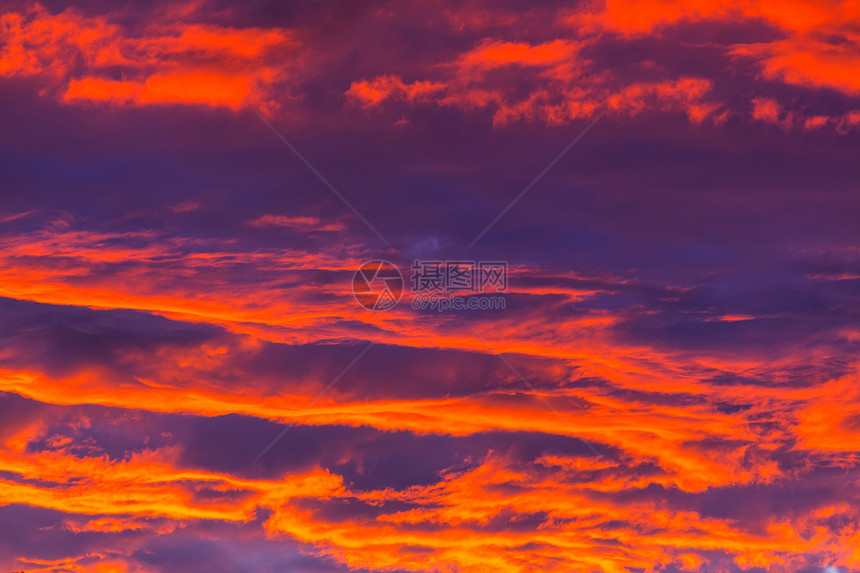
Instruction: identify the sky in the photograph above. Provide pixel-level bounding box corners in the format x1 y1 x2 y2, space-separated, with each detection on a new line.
1 0 860 572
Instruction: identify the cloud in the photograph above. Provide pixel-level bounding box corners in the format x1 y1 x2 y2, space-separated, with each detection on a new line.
246 214 345 232
0 4 293 109
341 0 860 129
346 76 446 108
5 0 860 130
2 1 860 571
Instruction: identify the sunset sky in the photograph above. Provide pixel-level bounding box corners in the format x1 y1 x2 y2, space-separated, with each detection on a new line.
1 1 860 572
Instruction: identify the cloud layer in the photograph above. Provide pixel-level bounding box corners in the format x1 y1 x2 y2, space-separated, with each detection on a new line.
1 1 859 572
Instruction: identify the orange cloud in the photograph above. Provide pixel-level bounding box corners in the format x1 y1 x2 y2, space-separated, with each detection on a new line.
344 1 860 129
573 1 860 101
5 0 859 128
2 222 859 571
247 214 346 232
734 38 860 96
14 555 159 573
3 3 860 571
0 4 292 109
352 71 717 126
2 401 856 573
346 75 446 107
454 39 580 72
751 96 781 123
64 71 260 109
348 31 724 126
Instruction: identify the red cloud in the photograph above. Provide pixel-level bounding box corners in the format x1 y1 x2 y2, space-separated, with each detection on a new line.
1 217 860 570
345 1 860 129
575 0 860 109
247 214 346 232
346 75 446 107
0 4 292 109
4 1 860 128
453 39 580 72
